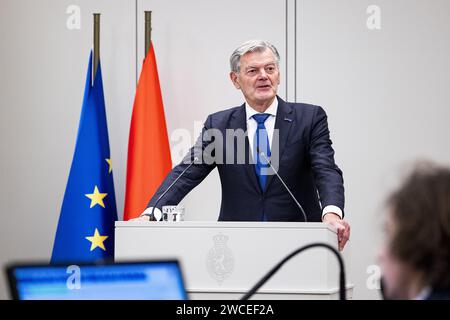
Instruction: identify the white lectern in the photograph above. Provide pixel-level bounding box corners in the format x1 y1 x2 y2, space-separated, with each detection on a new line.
115 221 353 299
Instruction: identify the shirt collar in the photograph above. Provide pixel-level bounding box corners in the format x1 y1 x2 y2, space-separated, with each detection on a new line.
245 97 278 120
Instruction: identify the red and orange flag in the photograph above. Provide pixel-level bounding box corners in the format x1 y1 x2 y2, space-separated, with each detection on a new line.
124 43 172 220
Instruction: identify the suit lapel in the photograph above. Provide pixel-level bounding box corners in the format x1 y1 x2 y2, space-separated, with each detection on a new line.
229 104 261 193
264 97 294 193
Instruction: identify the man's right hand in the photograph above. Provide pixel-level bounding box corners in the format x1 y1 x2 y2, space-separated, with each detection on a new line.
128 215 151 222
128 207 162 221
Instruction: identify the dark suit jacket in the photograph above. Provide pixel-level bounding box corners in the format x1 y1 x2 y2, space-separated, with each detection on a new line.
147 96 344 222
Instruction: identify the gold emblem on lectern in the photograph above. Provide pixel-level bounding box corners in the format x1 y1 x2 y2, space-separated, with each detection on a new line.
206 233 234 285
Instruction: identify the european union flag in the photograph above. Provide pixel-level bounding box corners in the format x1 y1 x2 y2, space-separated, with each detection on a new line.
51 52 118 263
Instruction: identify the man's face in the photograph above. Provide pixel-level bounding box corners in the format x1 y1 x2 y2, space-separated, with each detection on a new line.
230 49 280 107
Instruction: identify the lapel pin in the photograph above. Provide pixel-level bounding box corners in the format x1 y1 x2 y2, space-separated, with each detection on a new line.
284 117 292 122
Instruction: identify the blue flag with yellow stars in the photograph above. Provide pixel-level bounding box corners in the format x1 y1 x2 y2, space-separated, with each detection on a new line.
51 52 117 263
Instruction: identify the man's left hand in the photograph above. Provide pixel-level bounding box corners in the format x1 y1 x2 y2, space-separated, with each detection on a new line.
322 213 350 251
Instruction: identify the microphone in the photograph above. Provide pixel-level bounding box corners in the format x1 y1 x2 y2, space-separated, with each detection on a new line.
241 242 346 300
146 156 199 221
257 149 308 222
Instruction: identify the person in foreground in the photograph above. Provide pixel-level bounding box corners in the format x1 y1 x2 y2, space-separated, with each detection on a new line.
378 162 450 300
130 40 350 251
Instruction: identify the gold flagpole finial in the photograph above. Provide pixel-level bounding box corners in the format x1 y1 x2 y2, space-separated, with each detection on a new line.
93 13 101 81
144 11 152 57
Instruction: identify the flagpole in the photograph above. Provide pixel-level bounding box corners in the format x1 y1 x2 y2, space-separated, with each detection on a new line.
93 13 101 81
145 11 152 57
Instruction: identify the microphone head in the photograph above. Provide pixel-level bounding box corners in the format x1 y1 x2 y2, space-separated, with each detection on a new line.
255 147 265 157
258 149 268 162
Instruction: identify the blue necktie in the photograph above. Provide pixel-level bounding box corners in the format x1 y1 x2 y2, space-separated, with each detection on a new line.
252 113 271 192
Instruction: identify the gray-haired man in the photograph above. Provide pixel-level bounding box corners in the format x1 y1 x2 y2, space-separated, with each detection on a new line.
131 40 350 251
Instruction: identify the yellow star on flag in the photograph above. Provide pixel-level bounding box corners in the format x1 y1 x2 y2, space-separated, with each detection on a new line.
105 158 112 174
85 228 108 251
85 185 107 208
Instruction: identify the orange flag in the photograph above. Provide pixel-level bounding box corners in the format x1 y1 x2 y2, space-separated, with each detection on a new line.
124 43 172 220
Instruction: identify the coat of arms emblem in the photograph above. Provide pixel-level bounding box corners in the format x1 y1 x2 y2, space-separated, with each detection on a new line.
206 233 234 284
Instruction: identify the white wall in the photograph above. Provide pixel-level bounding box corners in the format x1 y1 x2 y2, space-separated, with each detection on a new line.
0 0 449 300
298 0 450 299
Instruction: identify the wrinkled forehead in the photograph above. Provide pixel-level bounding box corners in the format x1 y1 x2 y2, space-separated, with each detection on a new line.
240 49 278 69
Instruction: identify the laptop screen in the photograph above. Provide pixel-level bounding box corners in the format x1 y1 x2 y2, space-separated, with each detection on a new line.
7 260 187 300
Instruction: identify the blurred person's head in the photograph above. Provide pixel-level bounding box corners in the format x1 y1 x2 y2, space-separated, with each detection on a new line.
378 162 450 300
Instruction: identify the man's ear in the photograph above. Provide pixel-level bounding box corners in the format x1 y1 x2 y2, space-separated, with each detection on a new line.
229 72 241 89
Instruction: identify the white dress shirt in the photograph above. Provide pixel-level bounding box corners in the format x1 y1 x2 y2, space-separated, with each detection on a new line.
245 99 343 220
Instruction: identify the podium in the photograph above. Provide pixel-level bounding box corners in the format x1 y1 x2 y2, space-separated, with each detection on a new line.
115 221 353 299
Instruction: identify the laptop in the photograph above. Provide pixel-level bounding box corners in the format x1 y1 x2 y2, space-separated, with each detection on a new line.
6 260 188 300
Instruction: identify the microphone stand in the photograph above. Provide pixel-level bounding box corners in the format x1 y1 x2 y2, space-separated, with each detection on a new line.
259 151 308 222
149 156 199 221
241 242 346 300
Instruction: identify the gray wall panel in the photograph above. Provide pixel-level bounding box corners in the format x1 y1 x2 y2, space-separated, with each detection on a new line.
298 0 450 299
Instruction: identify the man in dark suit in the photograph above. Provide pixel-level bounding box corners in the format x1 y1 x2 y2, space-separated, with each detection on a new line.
131 40 350 250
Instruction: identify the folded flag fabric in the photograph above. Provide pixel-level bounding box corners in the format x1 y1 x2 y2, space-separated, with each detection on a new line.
124 42 172 220
51 51 117 263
